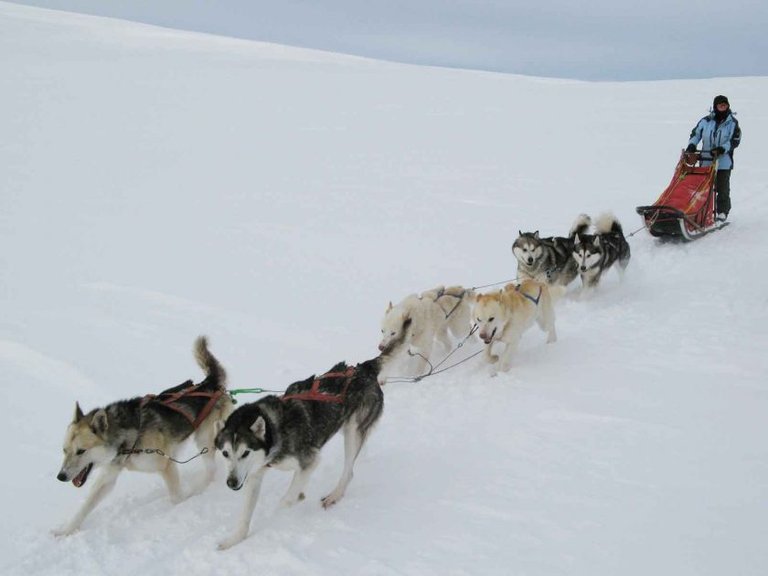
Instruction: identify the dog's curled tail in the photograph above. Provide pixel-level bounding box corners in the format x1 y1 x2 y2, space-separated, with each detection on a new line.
595 212 624 236
194 336 227 388
569 214 592 238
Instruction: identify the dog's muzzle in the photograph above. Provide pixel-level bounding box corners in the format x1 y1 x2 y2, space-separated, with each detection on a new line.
480 327 496 345
378 341 394 354
226 476 243 491
58 463 93 487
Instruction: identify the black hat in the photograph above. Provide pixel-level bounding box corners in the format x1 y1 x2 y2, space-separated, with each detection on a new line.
713 95 729 107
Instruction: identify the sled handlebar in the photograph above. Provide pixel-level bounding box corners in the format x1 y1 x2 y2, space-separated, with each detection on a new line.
681 149 720 169
682 149 723 159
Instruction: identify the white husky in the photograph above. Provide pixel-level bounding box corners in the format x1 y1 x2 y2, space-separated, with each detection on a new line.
378 285 474 376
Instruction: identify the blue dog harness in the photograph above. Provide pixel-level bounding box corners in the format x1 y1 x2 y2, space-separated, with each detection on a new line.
516 284 542 306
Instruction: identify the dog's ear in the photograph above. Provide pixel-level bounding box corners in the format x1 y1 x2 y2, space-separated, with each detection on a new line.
91 409 108 436
386 301 393 312
251 416 266 440
534 231 540 239
574 234 581 245
518 230 523 237
593 236 601 247
73 402 84 423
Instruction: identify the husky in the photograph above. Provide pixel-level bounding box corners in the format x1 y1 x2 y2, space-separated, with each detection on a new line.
54 336 232 536
571 213 631 289
214 355 384 550
512 214 592 286
378 285 474 375
472 280 558 375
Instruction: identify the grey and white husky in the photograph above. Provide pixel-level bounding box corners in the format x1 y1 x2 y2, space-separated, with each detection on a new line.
54 336 232 536
572 213 631 288
512 214 592 286
214 356 385 550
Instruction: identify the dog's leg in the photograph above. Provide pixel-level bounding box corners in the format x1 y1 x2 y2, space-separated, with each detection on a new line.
484 343 499 364
537 293 557 344
617 258 630 282
218 470 266 551
322 420 364 509
577 273 597 299
52 465 121 537
434 320 453 359
159 461 184 504
200 447 217 488
186 433 218 497
280 458 318 508
497 333 522 373
483 342 500 376
408 322 436 376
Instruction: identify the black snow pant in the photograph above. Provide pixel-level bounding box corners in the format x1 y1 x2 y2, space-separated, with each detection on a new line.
715 169 731 215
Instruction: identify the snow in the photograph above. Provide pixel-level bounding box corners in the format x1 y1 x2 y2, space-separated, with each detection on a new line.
2 2 767 575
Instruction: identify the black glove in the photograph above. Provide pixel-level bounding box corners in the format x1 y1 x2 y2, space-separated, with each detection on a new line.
711 146 725 157
685 144 697 153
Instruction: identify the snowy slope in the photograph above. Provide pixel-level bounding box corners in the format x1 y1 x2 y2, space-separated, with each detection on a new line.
1 3 767 575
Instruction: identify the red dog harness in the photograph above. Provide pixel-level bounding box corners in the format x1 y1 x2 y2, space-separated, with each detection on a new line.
142 383 223 430
281 367 357 404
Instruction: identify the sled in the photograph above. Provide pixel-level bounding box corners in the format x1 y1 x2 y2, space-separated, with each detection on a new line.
635 150 727 241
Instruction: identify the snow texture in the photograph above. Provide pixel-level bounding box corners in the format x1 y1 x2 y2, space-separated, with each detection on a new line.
1 3 767 575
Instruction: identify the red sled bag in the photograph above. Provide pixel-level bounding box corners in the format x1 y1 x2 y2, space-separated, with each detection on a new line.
636 151 724 241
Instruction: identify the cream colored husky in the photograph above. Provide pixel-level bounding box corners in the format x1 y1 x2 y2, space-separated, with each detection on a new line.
378 285 474 376
473 280 558 375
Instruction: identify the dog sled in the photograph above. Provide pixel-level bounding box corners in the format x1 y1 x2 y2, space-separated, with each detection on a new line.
635 150 727 241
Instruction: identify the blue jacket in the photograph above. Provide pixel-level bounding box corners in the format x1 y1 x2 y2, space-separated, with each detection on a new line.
688 111 741 170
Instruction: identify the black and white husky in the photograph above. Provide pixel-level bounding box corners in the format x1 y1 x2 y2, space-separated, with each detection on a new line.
214 356 385 550
572 213 631 288
54 336 232 536
512 214 592 286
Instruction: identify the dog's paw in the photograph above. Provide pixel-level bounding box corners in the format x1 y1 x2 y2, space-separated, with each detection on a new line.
279 492 305 508
51 525 78 538
321 491 344 509
169 492 185 505
217 531 246 551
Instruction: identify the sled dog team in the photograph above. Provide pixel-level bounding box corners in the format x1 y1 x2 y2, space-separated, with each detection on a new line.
55 212 630 549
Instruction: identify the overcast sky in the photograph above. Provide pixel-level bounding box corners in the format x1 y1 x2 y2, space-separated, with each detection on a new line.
7 0 768 81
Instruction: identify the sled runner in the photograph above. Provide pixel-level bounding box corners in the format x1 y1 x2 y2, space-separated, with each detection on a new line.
636 151 727 241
